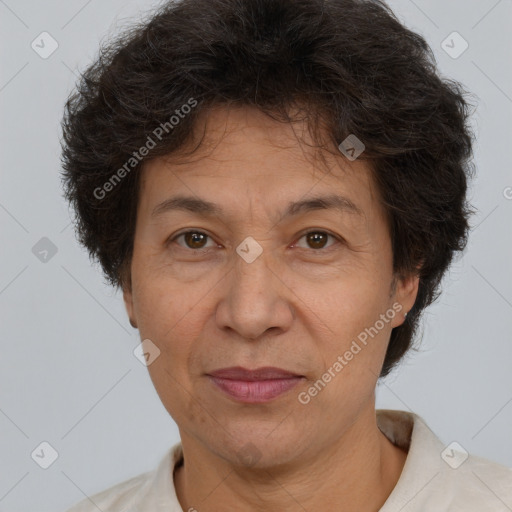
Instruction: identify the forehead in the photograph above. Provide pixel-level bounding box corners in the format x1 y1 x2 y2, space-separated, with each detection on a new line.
138 106 385 225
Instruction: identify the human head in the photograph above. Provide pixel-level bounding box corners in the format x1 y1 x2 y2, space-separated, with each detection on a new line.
60 0 476 380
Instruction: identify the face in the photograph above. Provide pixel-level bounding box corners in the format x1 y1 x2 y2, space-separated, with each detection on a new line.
123 106 419 468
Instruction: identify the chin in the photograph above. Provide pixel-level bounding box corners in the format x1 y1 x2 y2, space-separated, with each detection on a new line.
208 428 307 470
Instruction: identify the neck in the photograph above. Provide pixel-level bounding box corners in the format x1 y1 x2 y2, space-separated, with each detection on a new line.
174 407 407 512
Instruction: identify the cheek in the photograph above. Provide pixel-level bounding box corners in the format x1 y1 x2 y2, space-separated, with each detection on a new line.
311 277 394 384
131 265 216 382
131 275 190 372
305 301 391 413
317 272 390 334
132 276 207 422
144 357 210 433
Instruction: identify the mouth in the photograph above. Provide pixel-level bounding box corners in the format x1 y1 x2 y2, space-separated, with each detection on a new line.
206 366 305 403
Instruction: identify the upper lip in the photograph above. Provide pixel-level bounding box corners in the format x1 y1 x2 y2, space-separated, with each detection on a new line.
208 366 302 381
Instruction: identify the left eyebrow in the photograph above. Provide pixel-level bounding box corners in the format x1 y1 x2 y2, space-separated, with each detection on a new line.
151 193 364 220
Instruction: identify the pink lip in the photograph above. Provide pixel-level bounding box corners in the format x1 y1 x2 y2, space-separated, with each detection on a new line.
207 366 304 403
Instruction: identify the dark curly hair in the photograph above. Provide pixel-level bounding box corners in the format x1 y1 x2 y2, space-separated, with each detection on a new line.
60 0 477 378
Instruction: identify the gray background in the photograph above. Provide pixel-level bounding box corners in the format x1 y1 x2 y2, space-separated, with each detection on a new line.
0 0 511 511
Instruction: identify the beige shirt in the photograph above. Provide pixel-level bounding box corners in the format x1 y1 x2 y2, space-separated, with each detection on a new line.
65 409 512 511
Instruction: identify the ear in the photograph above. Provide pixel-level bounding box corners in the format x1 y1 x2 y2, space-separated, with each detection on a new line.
122 278 138 329
389 270 420 328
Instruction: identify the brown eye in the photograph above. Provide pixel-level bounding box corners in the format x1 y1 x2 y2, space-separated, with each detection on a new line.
172 231 214 250
295 231 338 250
169 230 339 252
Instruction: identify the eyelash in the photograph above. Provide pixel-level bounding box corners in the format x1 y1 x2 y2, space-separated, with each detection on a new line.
167 229 343 253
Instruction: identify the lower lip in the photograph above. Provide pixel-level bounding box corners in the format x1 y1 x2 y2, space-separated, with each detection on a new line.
208 376 303 403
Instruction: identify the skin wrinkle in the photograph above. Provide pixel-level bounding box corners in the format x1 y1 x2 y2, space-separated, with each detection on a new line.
60 0 476 380
123 105 419 512
56 1 479 507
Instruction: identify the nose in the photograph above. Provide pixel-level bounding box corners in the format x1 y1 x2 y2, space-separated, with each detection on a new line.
215 244 294 341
